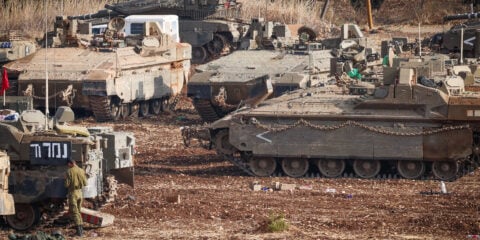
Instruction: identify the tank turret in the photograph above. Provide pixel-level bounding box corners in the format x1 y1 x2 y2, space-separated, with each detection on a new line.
430 12 480 58
65 0 245 63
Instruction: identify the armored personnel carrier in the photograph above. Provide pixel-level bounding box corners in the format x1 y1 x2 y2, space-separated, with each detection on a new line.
185 56 480 180
5 15 191 122
0 30 37 65
68 0 247 63
0 106 135 230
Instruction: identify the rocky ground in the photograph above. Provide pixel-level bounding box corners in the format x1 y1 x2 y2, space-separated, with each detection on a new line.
1 24 480 239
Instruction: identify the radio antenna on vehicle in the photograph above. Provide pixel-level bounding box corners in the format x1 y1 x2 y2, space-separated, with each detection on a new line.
44 0 49 130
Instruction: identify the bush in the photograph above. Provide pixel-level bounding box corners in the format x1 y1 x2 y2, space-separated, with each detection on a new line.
267 213 289 232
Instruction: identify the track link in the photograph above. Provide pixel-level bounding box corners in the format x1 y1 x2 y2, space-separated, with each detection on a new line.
89 96 114 122
192 99 222 122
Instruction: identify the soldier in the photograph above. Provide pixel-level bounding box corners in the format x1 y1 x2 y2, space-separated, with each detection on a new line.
65 159 87 237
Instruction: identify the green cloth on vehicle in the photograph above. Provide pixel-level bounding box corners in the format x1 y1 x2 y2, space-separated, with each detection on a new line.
347 68 362 80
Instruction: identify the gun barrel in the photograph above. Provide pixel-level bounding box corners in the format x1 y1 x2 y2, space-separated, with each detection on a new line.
68 9 120 20
444 12 480 22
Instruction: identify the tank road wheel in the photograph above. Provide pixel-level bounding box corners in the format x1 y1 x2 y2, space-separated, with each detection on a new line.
110 100 121 121
249 157 277 177
207 34 229 56
432 161 459 181
6 204 40 231
119 104 129 119
213 130 236 155
130 102 139 117
139 101 149 117
150 99 162 115
192 46 208 64
317 159 345 178
353 159 381 179
397 160 425 179
472 133 480 165
161 98 169 112
281 158 309 178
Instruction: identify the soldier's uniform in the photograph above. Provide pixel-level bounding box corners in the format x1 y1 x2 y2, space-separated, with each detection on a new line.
65 161 87 236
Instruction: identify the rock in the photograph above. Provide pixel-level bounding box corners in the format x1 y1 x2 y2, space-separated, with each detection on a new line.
165 194 181 204
280 183 296 191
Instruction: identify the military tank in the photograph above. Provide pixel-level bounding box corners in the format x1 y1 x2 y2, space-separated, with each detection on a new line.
67 0 247 64
184 56 480 181
4 15 191 122
0 30 37 65
188 24 379 123
0 106 135 230
188 46 333 122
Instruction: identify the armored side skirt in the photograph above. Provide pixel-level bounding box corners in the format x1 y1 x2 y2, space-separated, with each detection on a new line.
228 120 472 161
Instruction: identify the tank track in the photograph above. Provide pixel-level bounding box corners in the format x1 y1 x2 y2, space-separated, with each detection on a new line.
37 176 118 229
38 202 68 229
192 99 222 122
219 152 479 180
89 96 114 122
168 94 181 111
219 152 255 176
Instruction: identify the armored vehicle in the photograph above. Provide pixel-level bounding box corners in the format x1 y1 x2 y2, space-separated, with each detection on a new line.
429 12 480 58
0 30 37 65
188 47 334 122
5 16 191 122
68 0 247 63
188 24 379 123
0 106 135 230
187 56 480 180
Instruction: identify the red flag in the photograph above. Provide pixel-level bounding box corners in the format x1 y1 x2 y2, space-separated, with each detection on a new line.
1 67 9 95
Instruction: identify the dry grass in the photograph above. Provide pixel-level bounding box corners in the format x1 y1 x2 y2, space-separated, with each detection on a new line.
0 0 474 40
0 0 113 38
239 0 322 26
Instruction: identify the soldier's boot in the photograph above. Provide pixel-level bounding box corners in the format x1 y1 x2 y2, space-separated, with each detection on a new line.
76 225 84 237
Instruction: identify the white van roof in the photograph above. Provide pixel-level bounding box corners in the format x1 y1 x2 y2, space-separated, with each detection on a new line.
125 15 179 21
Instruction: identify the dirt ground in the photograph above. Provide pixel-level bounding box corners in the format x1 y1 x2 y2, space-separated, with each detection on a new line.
1 25 480 239
9 96 472 240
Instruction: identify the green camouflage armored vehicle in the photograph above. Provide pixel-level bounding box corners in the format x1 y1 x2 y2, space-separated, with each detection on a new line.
185 56 480 180
0 106 135 230
68 0 248 64
5 16 191 122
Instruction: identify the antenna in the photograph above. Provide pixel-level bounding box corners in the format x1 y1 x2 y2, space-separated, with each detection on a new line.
418 23 422 59
44 0 49 130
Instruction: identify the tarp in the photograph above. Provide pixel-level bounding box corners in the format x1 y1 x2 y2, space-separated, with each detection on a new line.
347 68 362 80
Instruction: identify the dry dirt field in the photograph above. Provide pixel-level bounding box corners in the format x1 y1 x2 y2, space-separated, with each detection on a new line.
1 25 480 239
